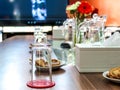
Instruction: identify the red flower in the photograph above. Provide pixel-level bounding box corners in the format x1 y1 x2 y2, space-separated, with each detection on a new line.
77 1 93 14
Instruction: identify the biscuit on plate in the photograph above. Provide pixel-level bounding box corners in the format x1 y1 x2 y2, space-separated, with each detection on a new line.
35 59 46 67
107 67 120 79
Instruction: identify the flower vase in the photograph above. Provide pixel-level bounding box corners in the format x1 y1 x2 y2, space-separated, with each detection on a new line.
72 29 76 47
72 19 83 46
78 30 82 43
72 19 78 47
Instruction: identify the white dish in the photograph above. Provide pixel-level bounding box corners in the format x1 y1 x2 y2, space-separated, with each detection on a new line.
35 61 66 71
102 71 120 83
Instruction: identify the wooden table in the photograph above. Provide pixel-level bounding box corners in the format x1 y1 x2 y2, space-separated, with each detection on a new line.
0 35 120 90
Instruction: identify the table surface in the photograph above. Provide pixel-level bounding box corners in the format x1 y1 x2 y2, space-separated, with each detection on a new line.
0 35 120 90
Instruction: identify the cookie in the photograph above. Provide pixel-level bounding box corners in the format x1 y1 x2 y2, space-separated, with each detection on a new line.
107 67 120 79
51 59 61 66
35 59 46 67
45 59 61 67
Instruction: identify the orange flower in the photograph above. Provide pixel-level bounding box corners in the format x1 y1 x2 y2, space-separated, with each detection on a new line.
77 1 93 14
66 1 94 20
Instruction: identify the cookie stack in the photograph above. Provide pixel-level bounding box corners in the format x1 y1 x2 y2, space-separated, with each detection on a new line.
35 59 61 67
107 67 120 79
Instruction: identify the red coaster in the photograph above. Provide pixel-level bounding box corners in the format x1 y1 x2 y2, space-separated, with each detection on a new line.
27 80 55 88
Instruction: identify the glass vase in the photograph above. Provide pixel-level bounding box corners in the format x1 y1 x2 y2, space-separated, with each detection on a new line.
72 18 84 46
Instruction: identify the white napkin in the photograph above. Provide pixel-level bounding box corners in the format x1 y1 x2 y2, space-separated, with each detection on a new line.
103 32 120 46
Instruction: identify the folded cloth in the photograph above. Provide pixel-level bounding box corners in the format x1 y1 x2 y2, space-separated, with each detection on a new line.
103 31 120 46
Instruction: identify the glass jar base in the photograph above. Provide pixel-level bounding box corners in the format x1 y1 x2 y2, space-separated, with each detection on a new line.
27 80 55 88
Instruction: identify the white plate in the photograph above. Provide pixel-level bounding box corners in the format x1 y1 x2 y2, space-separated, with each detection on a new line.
102 71 120 83
35 61 66 71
